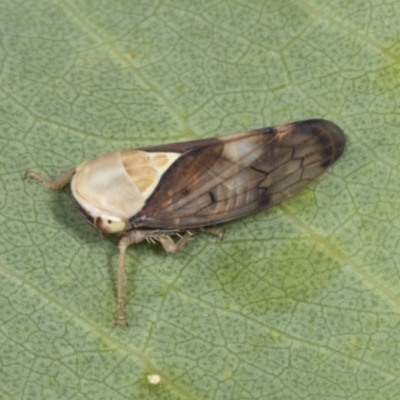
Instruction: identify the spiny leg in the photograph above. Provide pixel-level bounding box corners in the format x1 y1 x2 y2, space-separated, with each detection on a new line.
116 231 192 325
157 231 193 254
157 228 222 253
115 233 186 327
115 230 166 326
24 168 76 191
114 229 211 326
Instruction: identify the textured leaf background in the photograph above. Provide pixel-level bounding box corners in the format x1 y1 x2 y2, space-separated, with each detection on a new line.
1 0 400 399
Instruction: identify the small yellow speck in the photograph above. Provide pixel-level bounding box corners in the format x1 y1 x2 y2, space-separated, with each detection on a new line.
147 374 161 385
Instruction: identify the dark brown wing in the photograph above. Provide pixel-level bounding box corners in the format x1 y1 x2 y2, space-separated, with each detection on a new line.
129 119 345 229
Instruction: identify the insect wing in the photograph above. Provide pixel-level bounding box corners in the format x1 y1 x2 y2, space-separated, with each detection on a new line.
129 119 345 229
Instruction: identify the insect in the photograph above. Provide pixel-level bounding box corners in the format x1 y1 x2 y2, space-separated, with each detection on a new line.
25 119 345 326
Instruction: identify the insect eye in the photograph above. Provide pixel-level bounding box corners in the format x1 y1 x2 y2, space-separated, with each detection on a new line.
95 216 127 233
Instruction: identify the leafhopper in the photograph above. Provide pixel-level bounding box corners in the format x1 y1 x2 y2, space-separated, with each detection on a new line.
25 119 345 326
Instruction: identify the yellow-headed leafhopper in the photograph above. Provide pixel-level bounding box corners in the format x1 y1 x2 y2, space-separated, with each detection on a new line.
25 119 345 325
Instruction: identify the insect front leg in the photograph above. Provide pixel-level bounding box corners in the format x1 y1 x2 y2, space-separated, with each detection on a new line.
114 229 201 326
116 235 134 327
24 168 76 191
115 229 182 326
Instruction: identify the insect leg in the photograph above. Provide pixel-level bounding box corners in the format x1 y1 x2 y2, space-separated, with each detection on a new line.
200 227 224 241
115 235 133 326
115 230 184 326
24 168 76 191
157 231 193 254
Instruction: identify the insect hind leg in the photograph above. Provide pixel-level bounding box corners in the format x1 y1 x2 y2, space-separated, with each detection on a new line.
200 226 224 241
155 227 223 253
157 231 194 253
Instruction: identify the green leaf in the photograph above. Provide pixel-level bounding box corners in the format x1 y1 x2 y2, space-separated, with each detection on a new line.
1 0 400 398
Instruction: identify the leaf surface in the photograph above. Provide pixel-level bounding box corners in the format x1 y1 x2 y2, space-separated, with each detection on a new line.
1 0 400 399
